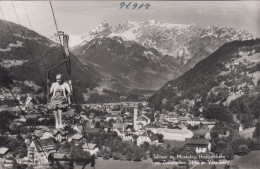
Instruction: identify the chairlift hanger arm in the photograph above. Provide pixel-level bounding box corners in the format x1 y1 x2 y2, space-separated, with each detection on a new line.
47 58 70 78
47 31 71 80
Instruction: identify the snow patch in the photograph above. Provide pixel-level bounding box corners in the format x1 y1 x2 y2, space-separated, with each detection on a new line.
109 30 137 41
250 71 260 85
0 59 29 68
143 50 154 56
0 41 23 52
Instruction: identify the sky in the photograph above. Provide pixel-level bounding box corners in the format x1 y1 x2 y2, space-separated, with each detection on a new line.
0 1 259 40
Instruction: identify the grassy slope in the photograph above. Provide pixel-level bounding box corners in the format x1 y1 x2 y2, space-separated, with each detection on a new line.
73 151 260 169
229 150 260 169
75 158 176 169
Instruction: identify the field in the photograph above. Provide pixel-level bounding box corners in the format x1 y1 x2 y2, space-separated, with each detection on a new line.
162 140 186 149
73 151 260 169
75 158 178 169
229 150 260 169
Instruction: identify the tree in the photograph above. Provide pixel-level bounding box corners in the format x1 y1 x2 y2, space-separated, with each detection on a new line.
133 149 142 161
59 141 72 153
237 144 250 156
0 66 13 88
211 165 217 169
125 151 132 161
204 104 233 123
69 145 91 165
16 134 24 142
224 164 230 169
253 122 260 138
222 146 234 160
19 146 28 158
156 133 164 143
95 121 101 128
210 131 219 142
112 152 120 160
167 143 171 150
0 111 18 132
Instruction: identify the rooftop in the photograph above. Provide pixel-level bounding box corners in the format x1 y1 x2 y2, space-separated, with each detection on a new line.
140 130 157 141
33 138 56 152
185 138 209 145
83 127 101 134
140 123 160 130
82 143 97 149
0 147 9 155
71 134 84 140
136 116 148 122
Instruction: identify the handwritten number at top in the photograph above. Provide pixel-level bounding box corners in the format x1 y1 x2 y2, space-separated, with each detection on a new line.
119 2 151 9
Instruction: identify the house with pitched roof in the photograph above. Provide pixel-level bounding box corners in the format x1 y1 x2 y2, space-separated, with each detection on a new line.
68 133 84 143
140 123 160 133
113 123 134 141
156 125 193 141
27 138 56 162
185 138 211 153
105 114 121 122
33 129 54 140
0 147 9 158
137 130 158 146
82 143 99 155
136 115 150 126
83 127 101 135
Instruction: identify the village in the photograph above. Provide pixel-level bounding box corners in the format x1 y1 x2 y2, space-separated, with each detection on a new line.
0 93 243 169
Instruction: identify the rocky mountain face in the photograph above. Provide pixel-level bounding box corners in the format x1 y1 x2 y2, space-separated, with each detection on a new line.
72 20 254 72
70 20 254 102
73 36 181 99
148 39 260 126
0 19 99 103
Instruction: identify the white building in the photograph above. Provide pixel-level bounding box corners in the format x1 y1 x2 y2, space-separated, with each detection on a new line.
156 126 193 141
186 119 201 126
137 130 158 146
133 107 151 130
185 138 211 153
27 138 56 163
82 143 99 155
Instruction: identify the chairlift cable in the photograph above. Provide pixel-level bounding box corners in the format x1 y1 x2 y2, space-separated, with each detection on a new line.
11 1 46 87
0 3 49 162
22 1 48 71
48 0 91 154
2 87 50 161
48 0 84 120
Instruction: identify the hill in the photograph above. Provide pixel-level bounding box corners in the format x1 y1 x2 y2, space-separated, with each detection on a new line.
0 19 99 103
148 39 260 125
230 150 260 169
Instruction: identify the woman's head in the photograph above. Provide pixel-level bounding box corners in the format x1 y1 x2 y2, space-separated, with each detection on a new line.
56 74 63 84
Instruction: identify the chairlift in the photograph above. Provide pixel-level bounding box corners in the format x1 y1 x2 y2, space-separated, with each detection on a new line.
46 31 73 106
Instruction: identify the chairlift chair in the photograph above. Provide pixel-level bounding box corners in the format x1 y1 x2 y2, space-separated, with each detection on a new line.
46 31 73 107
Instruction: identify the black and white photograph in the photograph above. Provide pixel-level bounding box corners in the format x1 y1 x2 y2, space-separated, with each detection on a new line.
0 0 260 169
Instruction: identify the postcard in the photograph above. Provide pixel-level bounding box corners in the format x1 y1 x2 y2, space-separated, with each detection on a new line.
0 1 259 169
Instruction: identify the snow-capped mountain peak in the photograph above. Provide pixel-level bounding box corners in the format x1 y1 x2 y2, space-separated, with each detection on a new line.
71 20 254 69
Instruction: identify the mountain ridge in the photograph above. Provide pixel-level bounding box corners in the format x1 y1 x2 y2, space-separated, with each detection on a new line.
70 20 254 72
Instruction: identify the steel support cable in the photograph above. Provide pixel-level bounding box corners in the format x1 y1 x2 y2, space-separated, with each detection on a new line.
1 5 48 159
49 0 82 118
21 1 48 71
2 87 49 161
11 1 46 87
48 0 90 151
